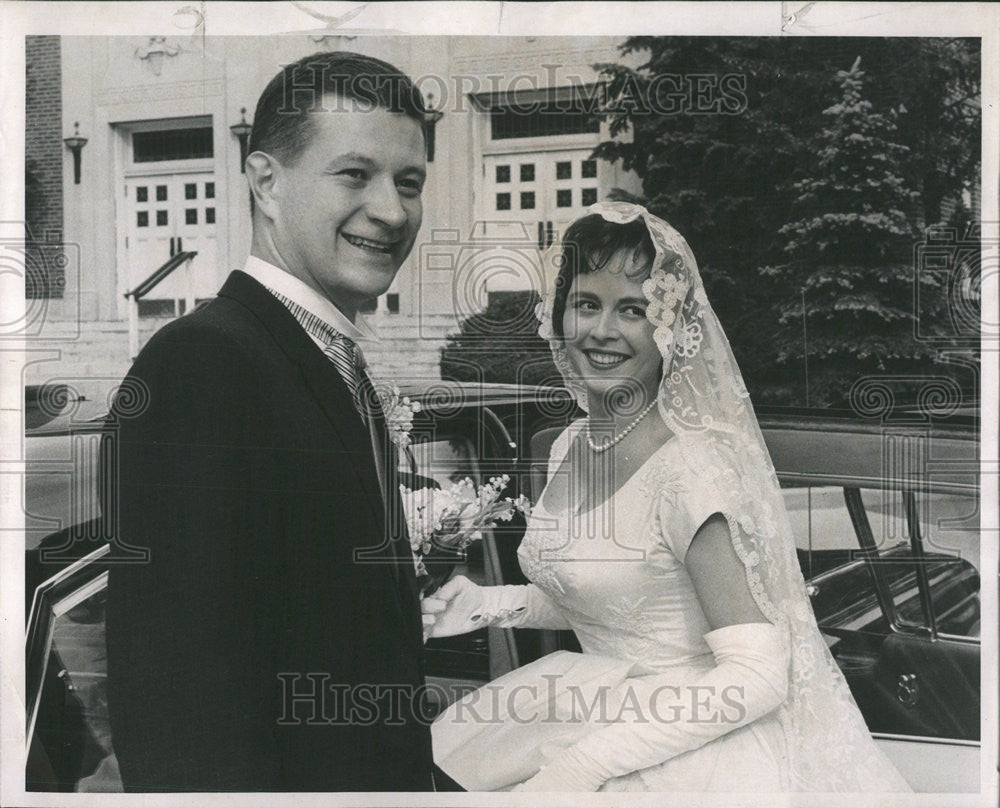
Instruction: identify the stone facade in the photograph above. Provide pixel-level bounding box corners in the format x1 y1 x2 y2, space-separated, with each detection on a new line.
23 35 640 404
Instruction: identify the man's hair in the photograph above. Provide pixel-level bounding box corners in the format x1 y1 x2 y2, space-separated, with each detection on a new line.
248 50 426 165
551 214 655 339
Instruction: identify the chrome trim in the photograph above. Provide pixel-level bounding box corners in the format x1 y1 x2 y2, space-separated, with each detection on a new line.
26 543 110 630
872 731 980 747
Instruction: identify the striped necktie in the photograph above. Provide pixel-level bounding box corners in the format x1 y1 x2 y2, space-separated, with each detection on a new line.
265 287 414 588
323 335 368 425
266 289 369 425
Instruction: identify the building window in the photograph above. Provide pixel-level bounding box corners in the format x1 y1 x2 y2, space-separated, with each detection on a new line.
156 185 167 201
520 163 535 182
520 192 535 210
386 293 400 313
487 87 601 140
133 127 214 163
205 182 215 199
156 210 168 226
137 211 148 227
582 188 598 206
136 186 148 202
556 161 572 180
496 192 511 211
137 299 181 317
205 207 216 224
557 189 572 208
495 165 510 183
581 160 597 178
185 208 197 225
185 183 197 199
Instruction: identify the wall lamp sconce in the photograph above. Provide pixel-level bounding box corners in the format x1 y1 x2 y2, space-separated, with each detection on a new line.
423 94 444 163
63 122 88 185
229 108 253 173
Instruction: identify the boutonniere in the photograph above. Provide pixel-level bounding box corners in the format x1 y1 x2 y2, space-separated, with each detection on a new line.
379 384 421 449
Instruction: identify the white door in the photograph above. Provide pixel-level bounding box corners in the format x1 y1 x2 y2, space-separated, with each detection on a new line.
124 173 218 310
482 149 601 249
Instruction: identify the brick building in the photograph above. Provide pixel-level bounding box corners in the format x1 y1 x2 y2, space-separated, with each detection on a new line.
25 35 64 299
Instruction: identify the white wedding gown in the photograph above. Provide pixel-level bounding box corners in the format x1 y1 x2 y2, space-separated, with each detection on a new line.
434 422 789 792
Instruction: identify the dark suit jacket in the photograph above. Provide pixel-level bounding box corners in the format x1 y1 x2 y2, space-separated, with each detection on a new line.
102 271 433 791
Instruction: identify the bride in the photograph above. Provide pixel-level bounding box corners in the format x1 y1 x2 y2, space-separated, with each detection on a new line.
422 202 910 793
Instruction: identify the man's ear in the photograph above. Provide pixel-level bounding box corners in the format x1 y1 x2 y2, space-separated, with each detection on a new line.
245 151 280 220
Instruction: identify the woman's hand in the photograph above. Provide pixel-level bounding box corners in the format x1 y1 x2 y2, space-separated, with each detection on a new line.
420 575 485 639
422 576 533 638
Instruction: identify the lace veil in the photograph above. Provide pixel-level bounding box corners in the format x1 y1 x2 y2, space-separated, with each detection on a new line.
535 201 910 791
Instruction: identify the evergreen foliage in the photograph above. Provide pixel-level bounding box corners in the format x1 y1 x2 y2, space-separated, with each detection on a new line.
763 59 947 405
439 291 560 386
592 37 979 406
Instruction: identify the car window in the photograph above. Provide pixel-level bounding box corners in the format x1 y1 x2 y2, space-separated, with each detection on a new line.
26 430 104 552
785 485 893 579
860 488 980 640
28 570 121 792
792 484 980 639
407 437 482 489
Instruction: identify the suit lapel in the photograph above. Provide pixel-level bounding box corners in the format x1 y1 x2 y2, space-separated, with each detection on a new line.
217 271 384 523
218 272 421 630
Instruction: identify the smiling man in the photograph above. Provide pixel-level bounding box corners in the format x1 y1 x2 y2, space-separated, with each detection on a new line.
103 52 434 792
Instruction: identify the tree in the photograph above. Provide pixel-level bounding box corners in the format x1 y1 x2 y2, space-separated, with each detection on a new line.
762 58 946 406
593 37 980 405
439 291 560 386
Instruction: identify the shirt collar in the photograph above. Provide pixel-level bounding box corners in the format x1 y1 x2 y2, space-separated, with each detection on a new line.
242 255 376 343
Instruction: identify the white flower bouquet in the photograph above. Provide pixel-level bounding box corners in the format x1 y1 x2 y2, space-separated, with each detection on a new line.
399 474 532 594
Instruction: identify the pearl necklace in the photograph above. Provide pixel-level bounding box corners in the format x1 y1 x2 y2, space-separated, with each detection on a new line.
586 399 658 453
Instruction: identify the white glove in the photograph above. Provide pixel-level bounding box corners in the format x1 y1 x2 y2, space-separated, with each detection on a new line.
422 576 572 638
512 745 604 792
515 622 789 791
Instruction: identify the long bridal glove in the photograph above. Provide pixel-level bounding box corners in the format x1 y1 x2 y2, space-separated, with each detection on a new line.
422 575 571 638
514 622 790 792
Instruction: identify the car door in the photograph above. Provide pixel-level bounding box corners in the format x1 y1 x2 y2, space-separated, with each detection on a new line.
26 543 120 792
776 421 981 794
407 401 530 712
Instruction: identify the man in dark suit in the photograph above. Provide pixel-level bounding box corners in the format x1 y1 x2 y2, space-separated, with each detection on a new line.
102 51 434 791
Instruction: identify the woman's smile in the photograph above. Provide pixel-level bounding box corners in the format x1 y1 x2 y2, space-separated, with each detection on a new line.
582 348 632 368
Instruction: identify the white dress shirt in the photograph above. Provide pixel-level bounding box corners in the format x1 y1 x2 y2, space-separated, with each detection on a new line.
240 255 378 349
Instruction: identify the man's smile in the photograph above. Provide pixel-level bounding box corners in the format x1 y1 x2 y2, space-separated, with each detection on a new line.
342 233 396 254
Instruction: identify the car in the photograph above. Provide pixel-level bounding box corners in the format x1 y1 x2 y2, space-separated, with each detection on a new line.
24 383 981 793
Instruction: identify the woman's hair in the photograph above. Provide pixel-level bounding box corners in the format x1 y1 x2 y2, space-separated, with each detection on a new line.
550 214 655 339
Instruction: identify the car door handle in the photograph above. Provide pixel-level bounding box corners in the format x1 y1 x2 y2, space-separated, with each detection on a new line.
896 673 919 707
